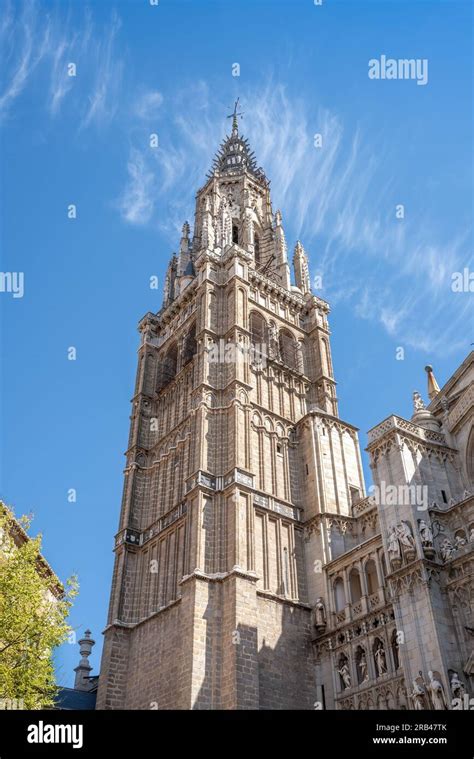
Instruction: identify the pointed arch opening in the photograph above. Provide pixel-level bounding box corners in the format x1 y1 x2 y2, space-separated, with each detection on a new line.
349 569 362 603
365 559 378 595
249 312 268 350
182 323 197 366
278 329 297 370
334 577 345 612
158 342 178 391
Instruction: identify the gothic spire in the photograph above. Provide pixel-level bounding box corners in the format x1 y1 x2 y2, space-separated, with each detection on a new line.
207 101 267 184
425 364 441 401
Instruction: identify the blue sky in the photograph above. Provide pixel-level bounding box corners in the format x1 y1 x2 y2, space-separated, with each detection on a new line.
0 0 472 685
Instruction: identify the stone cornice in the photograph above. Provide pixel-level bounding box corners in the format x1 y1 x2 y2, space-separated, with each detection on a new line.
296 408 359 434
152 280 198 327
367 414 446 449
180 567 260 585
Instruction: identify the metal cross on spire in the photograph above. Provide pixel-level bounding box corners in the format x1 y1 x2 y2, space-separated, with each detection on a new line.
227 98 244 133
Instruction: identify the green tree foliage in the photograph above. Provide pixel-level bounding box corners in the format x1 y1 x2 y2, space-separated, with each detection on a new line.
0 504 78 709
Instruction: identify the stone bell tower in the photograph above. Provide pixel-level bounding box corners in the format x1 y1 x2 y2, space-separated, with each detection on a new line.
96 104 365 710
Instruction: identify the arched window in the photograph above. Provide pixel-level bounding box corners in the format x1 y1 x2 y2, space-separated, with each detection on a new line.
232 224 239 244
334 577 345 612
158 343 178 390
182 323 197 365
249 312 267 350
249 312 268 367
365 560 378 595
279 329 297 370
254 232 261 266
349 569 362 603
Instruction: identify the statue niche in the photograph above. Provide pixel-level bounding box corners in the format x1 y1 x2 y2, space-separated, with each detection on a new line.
311 597 326 635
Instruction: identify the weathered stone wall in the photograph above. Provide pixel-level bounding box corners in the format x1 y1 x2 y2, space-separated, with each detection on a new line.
256 595 315 709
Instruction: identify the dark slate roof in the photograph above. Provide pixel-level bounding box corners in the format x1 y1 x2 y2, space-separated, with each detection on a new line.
55 687 97 711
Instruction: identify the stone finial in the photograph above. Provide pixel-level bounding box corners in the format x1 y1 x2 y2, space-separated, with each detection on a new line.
74 629 96 691
425 364 441 401
275 210 282 227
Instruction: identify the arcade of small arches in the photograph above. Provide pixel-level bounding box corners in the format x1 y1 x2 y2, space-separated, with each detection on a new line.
331 554 388 620
249 310 330 376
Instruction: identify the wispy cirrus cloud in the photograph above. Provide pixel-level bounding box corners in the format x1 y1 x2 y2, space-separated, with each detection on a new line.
0 1 52 120
80 12 123 130
116 80 472 356
133 90 164 121
116 148 156 225
0 1 123 129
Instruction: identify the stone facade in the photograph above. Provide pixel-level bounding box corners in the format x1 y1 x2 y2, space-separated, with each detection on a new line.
96 112 473 710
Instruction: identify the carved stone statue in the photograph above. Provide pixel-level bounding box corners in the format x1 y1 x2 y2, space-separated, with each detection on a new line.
358 652 369 682
418 519 433 548
410 680 426 710
450 672 465 700
428 671 447 710
374 643 387 677
387 526 401 567
338 662 351 690
418 519 435 559
470 526 474 543
454 533 466 550
396 521 416 552
440 537 455 563
413 391 426 411
311 598 326 632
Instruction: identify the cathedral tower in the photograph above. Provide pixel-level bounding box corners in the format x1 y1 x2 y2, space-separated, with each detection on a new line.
96 107 366 710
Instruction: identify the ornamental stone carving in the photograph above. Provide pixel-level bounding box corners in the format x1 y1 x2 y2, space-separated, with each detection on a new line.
418 518 435 560
428 671 448 710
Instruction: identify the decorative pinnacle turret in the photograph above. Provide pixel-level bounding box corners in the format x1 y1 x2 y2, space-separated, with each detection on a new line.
74 629 96 691
293 240 311 295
